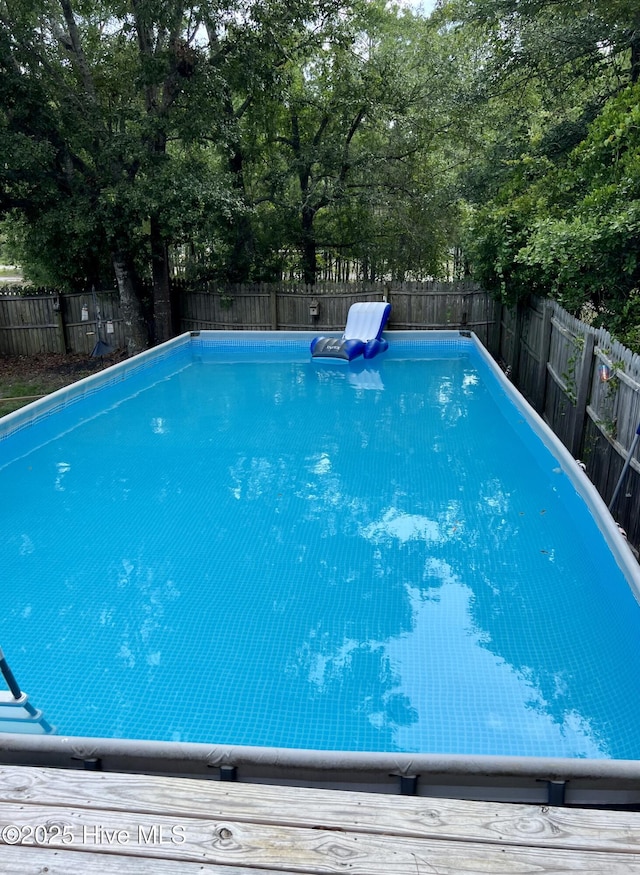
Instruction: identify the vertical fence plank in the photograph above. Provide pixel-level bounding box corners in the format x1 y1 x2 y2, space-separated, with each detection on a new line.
570 331 595 458
511 300 526 385
535 301 553 412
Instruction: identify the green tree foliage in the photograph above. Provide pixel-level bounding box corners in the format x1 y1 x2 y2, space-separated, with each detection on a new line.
518 84 640 348
1 0 223 349
182 1 460 284
441 0 640 349
257 7 410 283
2 0 466 333
6 0 638 353
1 0 366 350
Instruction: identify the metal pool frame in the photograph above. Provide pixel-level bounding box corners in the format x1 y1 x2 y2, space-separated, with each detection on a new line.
2 330 640 806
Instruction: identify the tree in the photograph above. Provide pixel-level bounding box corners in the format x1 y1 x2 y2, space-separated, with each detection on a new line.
1 0 199 349
437 0 640 348
244 2 458 282
517 83 640 346
1 0 359 350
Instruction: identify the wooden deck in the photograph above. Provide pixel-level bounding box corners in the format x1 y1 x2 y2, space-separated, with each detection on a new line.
0 766 640 873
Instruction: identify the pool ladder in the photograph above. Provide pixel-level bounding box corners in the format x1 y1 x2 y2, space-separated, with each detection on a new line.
0 647 55 735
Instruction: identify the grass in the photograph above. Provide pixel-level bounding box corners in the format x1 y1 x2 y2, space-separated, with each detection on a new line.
0 382 50 417
0 266 23 279
0 353 113 419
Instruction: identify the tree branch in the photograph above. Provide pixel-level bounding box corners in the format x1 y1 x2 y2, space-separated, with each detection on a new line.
57 0 97 102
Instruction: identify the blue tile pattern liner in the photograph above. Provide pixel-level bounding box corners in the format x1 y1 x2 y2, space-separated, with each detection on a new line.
1 330 640 758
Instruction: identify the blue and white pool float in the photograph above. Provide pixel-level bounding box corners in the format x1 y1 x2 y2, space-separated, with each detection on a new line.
310 301 391 361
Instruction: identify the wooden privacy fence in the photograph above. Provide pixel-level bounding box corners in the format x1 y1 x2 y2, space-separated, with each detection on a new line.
0 280 498 356
179 279 498 347
0 293 66 355
0 290 125 356
500 296 640 551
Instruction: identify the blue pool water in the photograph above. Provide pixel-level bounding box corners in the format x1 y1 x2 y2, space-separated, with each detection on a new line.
2 334 640 758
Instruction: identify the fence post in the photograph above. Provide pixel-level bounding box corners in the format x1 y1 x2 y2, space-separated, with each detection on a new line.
570 329 595 458
270 285 278 330
494 301 504 364
535 299 553 413
511 300 525 383
55 294 70 353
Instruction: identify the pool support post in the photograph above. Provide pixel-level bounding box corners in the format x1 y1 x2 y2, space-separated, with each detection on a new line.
546 780 566 807
608 422 640 512
399 775 418 796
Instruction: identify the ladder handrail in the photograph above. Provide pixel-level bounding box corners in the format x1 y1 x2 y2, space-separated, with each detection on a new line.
0 647 23 700
0 647 55 734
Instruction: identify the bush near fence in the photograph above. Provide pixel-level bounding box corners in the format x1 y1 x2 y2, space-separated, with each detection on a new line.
1 283 638 555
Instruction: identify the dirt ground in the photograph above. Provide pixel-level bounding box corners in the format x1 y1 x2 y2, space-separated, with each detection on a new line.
0 351 124 417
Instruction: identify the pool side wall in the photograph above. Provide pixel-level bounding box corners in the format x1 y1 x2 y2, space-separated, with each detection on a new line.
2 329 640 805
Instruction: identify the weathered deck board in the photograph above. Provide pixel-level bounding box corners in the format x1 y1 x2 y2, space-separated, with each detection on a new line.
3 836 640 875
0 846 274 874
1 766 639 852
1 766 640 873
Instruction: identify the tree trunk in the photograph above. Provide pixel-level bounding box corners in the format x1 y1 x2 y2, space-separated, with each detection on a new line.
301 203 317 285
112 251 149 356
204 22 256 282
150 214 173 344
225 115 255 282
226 139 255 282
631 26 640 83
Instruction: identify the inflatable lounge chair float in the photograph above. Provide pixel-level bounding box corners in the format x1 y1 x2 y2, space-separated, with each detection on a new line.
310 301 391 361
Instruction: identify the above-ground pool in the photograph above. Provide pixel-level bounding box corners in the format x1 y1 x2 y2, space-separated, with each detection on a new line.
1 330 640 801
